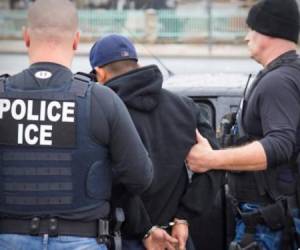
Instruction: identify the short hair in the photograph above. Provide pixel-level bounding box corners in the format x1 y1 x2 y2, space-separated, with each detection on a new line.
27 0 78 42
103 60 139 76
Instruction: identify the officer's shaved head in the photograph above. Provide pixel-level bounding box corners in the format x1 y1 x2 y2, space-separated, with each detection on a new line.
24 0 80 67
27 0 78 42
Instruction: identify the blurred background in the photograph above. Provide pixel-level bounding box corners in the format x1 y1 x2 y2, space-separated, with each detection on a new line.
1 0 255 43
0 0 270 76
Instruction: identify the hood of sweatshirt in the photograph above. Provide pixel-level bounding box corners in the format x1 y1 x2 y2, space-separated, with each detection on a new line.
106 65 163 112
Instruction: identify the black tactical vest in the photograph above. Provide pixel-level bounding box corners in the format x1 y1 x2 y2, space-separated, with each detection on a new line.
228 55 300 204
0 75 112 217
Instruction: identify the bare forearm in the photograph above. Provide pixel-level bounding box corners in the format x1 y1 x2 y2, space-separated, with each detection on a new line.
213 141 267 171
187 132 267 173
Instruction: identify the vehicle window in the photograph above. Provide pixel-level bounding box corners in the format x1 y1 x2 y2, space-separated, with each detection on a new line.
193 100 216 130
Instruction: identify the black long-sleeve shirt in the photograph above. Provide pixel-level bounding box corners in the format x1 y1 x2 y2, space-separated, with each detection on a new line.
244 51 300 169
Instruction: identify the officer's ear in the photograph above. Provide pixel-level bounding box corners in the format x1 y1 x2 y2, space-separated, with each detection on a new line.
94 67 108 85
23 27 30 48
72 31 80 51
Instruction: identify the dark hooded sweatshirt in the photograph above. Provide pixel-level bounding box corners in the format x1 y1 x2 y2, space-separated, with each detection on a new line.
107 65 224 238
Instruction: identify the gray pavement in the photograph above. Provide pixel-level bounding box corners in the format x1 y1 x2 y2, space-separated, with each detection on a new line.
0 40 251 58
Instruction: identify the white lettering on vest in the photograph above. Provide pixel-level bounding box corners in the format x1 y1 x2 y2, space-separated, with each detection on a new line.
17 123 24 144
24 124 39 145
0 98 75 146
11 99 26 120
40 125 53 145
0 99 10 118
62 102 75 122
18 123 53 145
27 100 39 121
40 100 46 121
47 101 61 122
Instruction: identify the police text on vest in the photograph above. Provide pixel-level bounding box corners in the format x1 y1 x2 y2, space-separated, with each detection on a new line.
0 98 75 146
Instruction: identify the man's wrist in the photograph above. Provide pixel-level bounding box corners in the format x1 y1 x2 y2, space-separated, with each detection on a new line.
143 219 189 239
210 150 222 169
173 218 189 226
143 225 160 239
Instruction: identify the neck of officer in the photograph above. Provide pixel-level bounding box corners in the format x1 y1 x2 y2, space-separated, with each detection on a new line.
262 39 297 67
28 41 74 69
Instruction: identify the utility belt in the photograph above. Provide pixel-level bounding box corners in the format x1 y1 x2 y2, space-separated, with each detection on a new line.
0 217 109 239
237 200 286 231
0 209 125 250
229 196 300 250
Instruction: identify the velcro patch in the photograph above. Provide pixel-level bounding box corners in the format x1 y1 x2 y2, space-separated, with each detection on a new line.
0 98 76 147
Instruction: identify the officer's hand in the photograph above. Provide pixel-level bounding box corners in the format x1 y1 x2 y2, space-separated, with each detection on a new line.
171 219 189 250
186 129 214 173
143 227 178 250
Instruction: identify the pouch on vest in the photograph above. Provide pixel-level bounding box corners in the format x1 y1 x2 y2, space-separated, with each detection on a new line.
259 202 285 230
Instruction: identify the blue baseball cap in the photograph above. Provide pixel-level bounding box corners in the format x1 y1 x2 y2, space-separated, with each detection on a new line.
89 34 138 69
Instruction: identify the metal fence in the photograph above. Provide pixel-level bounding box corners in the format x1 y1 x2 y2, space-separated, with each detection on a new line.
0 9 248 42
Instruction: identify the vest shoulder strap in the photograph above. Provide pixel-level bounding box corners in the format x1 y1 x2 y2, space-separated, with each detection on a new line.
71 73 93 97
287 58 300 72
0 74 10 94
